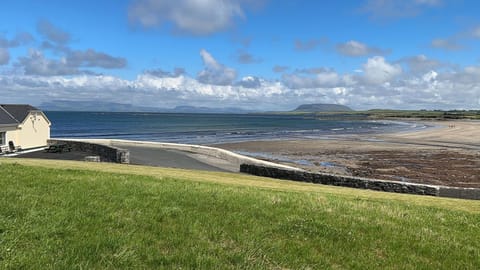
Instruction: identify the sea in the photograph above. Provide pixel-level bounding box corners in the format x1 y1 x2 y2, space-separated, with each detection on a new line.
45 111 425 145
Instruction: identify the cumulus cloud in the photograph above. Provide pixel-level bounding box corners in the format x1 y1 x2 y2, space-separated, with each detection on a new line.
273 65 289 73
1 61 480 110
361 0 442 19
336 40 389 57
0 32 34 48
10 21 127 75
0 48 9 65
362 56 402 84
236 76 262 88
236 50 261 64
128 0 262 35
282 68 342 89
197 49 237 85
37 19 71 44
471 26 480 38
16 49 79 76
15 48 127 76
430 38 463 51
144 67 185 78
294 38 328 52
399 55 442 74
66 49 127 69
439 66 480 84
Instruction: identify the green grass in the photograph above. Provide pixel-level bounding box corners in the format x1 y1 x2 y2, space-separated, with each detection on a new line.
1 160 480 269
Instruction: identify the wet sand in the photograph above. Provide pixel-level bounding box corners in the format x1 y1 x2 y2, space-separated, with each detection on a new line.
215 120 480 188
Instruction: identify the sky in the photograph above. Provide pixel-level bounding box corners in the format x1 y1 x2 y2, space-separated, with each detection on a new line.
1 0 480 111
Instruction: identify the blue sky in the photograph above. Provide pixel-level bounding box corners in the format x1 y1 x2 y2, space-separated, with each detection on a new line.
1 0 480 110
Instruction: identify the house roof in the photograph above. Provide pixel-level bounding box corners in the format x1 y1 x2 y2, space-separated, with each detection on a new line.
0 104 41 126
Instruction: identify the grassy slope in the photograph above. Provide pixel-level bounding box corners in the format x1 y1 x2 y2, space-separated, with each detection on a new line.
1 159 479 269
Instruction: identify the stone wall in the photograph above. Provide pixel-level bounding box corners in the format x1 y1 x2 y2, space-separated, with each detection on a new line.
438 186 480 200
240 164 440 196
240 164 480 200
48 139 130 164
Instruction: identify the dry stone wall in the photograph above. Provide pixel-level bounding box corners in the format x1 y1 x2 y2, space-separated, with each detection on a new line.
48 139 130 164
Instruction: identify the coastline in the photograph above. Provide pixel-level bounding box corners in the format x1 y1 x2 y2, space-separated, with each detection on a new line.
214 119 480 188
14 118 479 189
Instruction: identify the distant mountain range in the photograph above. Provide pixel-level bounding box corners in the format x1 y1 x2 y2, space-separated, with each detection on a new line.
39 100 255 114
293 103 353 112
40 100 353 114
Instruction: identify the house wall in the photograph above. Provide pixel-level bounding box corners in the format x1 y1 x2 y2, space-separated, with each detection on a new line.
0 126 18 147
16 113 51 149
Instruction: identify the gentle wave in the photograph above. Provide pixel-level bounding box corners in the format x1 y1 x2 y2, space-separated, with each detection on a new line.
47 112 423 145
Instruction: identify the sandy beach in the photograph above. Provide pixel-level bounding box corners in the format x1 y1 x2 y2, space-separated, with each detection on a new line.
215 120 480 188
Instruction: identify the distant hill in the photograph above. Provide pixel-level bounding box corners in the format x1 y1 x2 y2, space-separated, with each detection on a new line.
40 100 254 114
293 104 353 112
40 100 160 112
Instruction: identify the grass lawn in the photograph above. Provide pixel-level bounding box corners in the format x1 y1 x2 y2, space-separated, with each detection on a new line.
1 159 479 269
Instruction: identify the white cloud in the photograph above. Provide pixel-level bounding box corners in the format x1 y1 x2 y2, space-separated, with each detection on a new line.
14 47 126 76
237 76 262 88
66 49 127 69
144 68 185 78
16 49 79 76
431 38 462 51
400 54 442 74
282 70 341 89
362 56 402 84
1 55 480 111
294 38 328 52
336 40 388 57
128 0 258 35
197 49 237 85
0 32 34 48
0 48 9 65
472 26 480 38
236 50 261 64
361 0 442 19
37 19 71 44
422 70 438 82
273 65 289 73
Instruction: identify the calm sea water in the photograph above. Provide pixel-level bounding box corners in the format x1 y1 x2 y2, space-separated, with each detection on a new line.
45 111 421 145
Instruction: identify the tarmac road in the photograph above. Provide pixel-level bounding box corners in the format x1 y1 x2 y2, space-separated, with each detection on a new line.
116 144 228 172
15 144 229 172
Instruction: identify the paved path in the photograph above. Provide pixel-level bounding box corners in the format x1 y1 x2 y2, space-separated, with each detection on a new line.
115 144 228 172
15 145 230 172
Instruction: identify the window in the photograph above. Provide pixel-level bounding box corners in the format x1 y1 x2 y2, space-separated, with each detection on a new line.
0 132 5 146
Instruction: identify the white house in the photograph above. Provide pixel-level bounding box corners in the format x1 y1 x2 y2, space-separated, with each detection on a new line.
0 104 51 152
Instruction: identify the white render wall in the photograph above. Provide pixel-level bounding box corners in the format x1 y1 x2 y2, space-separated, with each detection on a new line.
1 112 50 149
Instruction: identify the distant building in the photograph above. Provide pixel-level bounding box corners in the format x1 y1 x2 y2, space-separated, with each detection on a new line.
0 104 51 151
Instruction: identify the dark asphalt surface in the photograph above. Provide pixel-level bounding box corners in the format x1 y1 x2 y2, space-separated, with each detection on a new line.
16 145 227 172
16 149 97 161
115 144 227 172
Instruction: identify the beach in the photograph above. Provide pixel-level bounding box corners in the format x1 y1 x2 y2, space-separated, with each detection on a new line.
215 120 480 188
15 115 480 188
